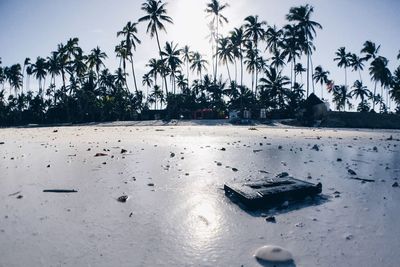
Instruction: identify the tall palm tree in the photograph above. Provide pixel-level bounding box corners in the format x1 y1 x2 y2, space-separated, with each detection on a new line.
281 24 301 88
361 40 380 61
181 45 192 86
190 52 208 79
351 80 371 111
349 53 365 82
55 43 69 90
313 65 330 99
244 15 266 53
87 46 107 80
5 64 23 95
31 57 48 94
139 0 173 94
265 25 283 54
161 41 182 94
217 37 234 84
244 41 259 93
294 63 306 84
21 58 31 94
230 27 245 87
117 21 141 93
286 4 322 97
369 56 391 111
115 41 130 89
205 0 229 81
142 73 154 97
334 47 351 89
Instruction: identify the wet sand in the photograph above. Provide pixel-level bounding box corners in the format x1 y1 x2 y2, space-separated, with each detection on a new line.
1 123 400 266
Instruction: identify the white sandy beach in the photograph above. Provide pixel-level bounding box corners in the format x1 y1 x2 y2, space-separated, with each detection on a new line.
1 122 400 267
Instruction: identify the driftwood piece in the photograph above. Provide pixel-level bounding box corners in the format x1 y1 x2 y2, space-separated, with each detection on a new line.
43 189 78 193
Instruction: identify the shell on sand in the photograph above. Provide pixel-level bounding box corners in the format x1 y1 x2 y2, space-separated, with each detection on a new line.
254 245 293 262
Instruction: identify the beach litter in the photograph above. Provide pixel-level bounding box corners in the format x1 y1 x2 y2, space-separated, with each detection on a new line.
43 189 78 193
224 176 322 209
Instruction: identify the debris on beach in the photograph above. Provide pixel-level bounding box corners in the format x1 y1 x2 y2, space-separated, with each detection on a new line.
265 216 276 223
0 142 4 145
348 169 357 175
224 176 322 209
254 245 294 263
393 182 399 188
120 149 127 154
117 195 128 203
43 189 78 193
94 153 108 157
349 177 375 183
311 144 320 151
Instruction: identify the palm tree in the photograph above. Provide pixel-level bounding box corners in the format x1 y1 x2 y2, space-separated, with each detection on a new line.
161 41 182 94
270 49 286 71
265 25 283 54
369 56 391 111
351 80 371 112
139 0 173 94
87 46 107 80
217 37 234 84
181 45 192 86
230 27 245 87
142 73 154 97
361 40 380 61
55 43 69 90
334 47 351 90
332 85 352 111
349 53 365 82
294 63 306 83
22 58 31 94
31 57 48 94
205 0 229 80
5 64 23 95
47 52 60 87
117 21 141 93
281 24 301 88
244 15 266 53
115 41 130 89
286 4 322 97
312 65 330 99
244 41 259 93
190 52 208 79
259 66 291 109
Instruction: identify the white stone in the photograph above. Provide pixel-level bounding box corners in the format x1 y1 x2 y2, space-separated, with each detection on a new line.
254 245 293 262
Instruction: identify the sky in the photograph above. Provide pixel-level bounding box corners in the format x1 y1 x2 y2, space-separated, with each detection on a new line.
1 0 400 108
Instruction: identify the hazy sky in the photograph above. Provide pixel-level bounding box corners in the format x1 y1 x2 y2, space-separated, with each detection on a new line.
1 0 400 104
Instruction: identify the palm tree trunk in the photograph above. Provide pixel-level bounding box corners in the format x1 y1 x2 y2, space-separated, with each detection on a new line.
345 67 347 90
373 82 377 110
214 15 219 82
310 56 315 94
155 29 169 95
186 59 190 86
306 52 310 97
240 47 243 87
130 56 138 93
226 63 232 84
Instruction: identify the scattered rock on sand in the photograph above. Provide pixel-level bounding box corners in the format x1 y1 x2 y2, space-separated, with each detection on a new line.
265 216 276 223
0 142 4 145
121 149 127 154
16 195 23 199
348 169 357 175
311 144 320 151
392 182 399 188
232 168 238 172
94 153 108 157
254 245 293 263
276 172 289 178
170 152 175 158
117 195 128 203
337 158 342 162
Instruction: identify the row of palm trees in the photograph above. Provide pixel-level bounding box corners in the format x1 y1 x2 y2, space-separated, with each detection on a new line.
1 0 400 126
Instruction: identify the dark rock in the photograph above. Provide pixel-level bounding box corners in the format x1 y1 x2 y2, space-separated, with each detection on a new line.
348 169 357 175
121 149 127 154
170 152 175 158
220 148 226 151
337 158 342 162
265 216 276 223
94 153 108 157
392 182 399 188
147 183 155 186
16 195 23 199
232 168 238 172
117 195 128 203
311 144 320 151
276 172 289 178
